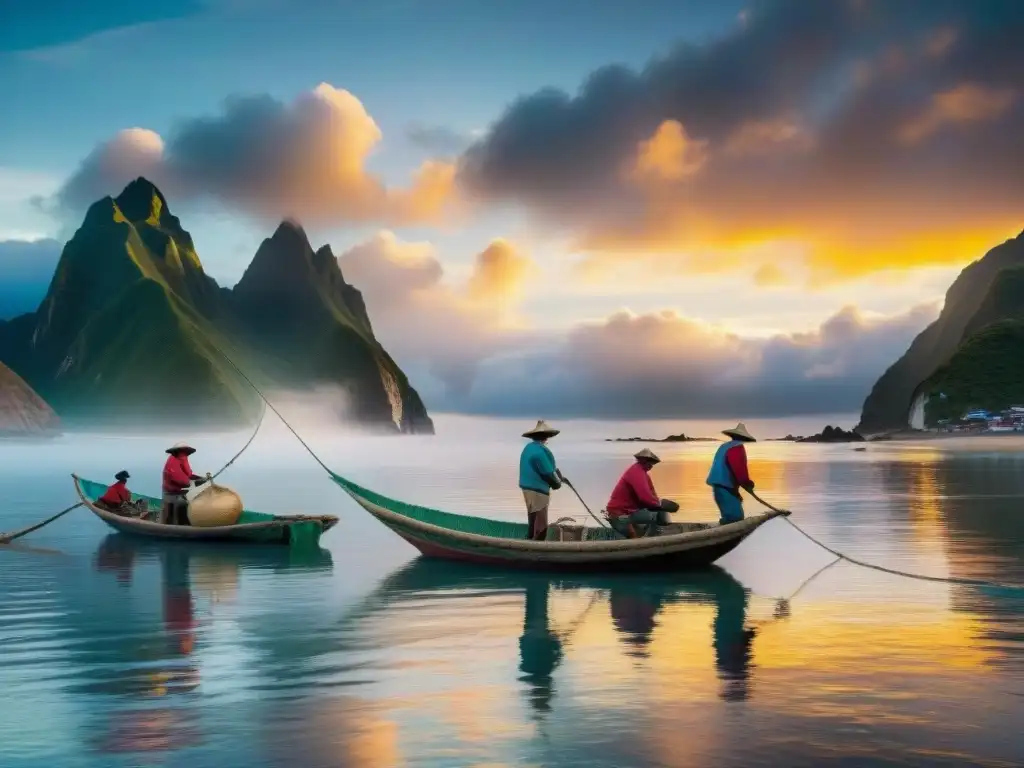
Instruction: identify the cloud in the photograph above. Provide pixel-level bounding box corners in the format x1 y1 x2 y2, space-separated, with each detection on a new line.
898 82 1017 144
458 0 1024 283
54 84 458 226
337 232 535 399
0 238 61 319
435 302 941 419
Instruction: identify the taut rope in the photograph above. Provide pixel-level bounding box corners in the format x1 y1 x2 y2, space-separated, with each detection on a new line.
749 491 1024 592
0 402 268 545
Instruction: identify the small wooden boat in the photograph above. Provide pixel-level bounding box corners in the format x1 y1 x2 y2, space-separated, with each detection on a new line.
73 475 338 547
330 473 788 573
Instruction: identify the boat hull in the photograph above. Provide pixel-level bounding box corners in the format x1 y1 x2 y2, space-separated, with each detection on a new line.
73 475 336 547
403 531 746 572
340 484 780 574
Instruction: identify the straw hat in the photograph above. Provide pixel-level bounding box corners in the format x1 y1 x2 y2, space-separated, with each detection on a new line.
722 423 756 442
633 448 661 464
522 420 560 439
115 470 130 481
165 441 196 455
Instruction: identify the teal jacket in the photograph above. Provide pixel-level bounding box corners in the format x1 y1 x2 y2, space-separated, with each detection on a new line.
519 441 560 495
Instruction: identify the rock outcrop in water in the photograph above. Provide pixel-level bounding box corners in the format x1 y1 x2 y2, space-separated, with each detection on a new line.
606 433 716 443
858 231 1024 434
794 425 864 443
0 178 434 433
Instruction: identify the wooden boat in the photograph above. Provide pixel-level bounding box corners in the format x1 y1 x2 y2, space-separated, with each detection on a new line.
330 473 788 573
73 475 338 547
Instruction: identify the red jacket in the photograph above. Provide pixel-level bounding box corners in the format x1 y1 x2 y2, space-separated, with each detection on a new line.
163 455 197 494
726 444 752 489
606 462 661 518
99 480 131 506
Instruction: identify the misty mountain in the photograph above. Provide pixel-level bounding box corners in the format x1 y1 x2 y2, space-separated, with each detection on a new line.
0 178 434 433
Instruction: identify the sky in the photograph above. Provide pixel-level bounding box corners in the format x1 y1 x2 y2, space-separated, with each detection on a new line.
1 0 1022 420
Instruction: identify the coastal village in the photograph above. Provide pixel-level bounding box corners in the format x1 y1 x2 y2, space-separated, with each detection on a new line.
935 406 1024 434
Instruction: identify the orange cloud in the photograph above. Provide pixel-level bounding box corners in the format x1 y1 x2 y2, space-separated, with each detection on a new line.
466 238 532 304
898 82 1017 144
57 83 459 226
630 120 708 183
458 2 1024 287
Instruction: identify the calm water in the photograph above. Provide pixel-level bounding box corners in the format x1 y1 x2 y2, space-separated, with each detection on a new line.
1 413 1023 767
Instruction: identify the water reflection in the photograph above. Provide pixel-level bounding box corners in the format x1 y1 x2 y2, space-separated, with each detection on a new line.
357 560 791 716
519 580 563 717
85 536 333 759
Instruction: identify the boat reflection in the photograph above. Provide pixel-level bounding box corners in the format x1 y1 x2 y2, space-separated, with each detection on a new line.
85 535 333 756
354 560 790 712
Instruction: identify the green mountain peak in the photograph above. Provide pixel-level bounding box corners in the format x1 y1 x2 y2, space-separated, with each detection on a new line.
0 182 433 433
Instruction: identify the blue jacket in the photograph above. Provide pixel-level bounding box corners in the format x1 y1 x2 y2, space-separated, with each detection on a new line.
519 441 560 495
706 440 742 490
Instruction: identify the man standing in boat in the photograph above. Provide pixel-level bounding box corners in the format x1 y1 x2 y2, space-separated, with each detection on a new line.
519 420 564 541
162 442 208 526
706 423 756 525
605 448 679 538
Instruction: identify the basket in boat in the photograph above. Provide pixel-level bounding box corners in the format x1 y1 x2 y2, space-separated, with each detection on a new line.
187 478 243 527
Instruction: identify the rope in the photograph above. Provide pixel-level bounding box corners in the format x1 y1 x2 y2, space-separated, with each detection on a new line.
210 400 267 480
750 492 1024 592
0 396 268 545
563 479 625 538
207 344 333 475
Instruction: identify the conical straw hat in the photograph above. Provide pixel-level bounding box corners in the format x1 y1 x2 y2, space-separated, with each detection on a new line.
722 423 756 442
165 441 196 455
522 420 560 438
633 448 661 463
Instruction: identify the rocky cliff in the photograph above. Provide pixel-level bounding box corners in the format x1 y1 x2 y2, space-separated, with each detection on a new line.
0 362 60 436
858 231 1024 433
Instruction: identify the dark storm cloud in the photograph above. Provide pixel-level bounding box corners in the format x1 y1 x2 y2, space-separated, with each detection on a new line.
457 0 1024 279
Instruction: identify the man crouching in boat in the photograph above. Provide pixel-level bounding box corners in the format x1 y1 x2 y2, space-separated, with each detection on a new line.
96 471 148 517
162 442 208 526
605 449 679 538
519 420 565 541
707 423 756 525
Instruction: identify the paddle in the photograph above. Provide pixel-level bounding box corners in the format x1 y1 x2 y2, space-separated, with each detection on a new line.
0 503 83 544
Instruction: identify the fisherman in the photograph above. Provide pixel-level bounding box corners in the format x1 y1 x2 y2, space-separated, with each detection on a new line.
706 423 756 525
96 470 146 517
519 420 565 541
162 442 207 526
605 448 679 538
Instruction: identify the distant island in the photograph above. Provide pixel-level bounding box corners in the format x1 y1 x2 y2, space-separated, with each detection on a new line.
770 425 865 443
606 433 717 443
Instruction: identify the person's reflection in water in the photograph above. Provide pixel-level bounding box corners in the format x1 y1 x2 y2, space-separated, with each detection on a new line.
88 537 202 756
94 535 136 585
609 583 666 659
712 577 757 702
518 579 563 718
162 548 198 659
